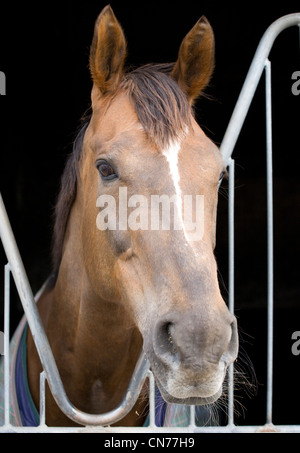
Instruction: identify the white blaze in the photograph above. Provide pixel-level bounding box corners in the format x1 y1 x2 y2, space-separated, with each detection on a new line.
162 138 189 242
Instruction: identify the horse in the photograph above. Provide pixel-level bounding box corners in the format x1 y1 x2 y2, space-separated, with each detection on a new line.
1 5 239 427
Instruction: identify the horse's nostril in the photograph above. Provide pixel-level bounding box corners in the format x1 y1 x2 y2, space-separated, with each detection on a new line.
154 313 239 371
166 323 177 355
156 321 177 357
166 323 172 343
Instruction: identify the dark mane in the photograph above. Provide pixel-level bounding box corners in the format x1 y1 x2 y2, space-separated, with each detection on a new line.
51 64 193 278
122 63 192 149
51 121 89 276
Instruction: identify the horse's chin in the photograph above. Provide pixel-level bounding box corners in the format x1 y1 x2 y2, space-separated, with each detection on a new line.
154 377 223 406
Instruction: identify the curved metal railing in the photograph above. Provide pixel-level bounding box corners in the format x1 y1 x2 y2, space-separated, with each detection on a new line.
0 193 150 427
220 13 300 166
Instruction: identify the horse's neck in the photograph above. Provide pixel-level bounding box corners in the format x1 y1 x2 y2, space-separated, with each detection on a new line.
37 201 143 418
51 260 141 380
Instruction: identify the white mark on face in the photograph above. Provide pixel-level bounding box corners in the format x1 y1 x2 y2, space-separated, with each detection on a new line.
162 137 189 242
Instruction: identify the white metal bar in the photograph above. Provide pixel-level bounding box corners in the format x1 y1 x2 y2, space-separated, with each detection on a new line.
1 423 300 434
4 264 10 426
189 405 196 428
227 158 235 426
148 371 156 428
40 372 46 426
265 59 274 425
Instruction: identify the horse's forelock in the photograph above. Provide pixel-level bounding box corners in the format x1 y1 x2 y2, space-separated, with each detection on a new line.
121 64 193 149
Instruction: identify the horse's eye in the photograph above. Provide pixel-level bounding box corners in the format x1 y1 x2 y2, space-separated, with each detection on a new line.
96 160 118 181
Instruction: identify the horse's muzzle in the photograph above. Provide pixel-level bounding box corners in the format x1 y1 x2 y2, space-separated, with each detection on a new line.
144 308 238 405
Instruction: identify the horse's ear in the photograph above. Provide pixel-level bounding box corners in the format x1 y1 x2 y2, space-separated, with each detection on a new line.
171 16 215 103
89 5 127 95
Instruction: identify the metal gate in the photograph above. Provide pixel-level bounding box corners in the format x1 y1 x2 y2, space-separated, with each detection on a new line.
1 13 300 433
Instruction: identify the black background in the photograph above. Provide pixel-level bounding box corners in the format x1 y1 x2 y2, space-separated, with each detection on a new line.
0 1 300 428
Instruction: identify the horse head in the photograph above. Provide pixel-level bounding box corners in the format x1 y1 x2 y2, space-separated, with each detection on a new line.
70 5 238 407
